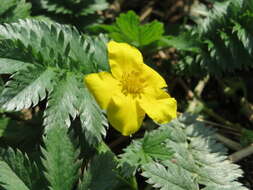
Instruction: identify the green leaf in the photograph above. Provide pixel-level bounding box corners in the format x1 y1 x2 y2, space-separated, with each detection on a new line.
0 19 99 73
232 20 253 55
0 18 109 72
0 0 31 23
240 129 253 146
0 148 45 190
171 0 253 76
140 114 247 190
99 11 164 48
0 19 108 144
0 161 29 190
79 152 118 190
43 73 79 131
0 117 9 137
0 65 57 111
198 1 232 35
86 34 110 72
142 161 199 190
157 34 201 53
42 125 80 190
43 73 107 144
39 0 108 16
0 58 30 74
78 0 108 16
119 128 173 174
79 84 108 144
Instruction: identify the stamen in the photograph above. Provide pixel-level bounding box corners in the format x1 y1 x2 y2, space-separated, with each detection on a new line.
120 71 146 98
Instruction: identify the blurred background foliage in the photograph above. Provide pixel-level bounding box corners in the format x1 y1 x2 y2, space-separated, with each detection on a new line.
0 0 253 189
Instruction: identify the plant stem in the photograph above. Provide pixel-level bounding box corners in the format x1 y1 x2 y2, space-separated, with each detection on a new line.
202 106 243 131
214 133 242 151
178 78 194 99
229 144 253 162
194 75 210 97
196 118 240 133
179 77 243 131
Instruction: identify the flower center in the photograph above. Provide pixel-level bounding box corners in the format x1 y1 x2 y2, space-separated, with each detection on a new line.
120 71 146 98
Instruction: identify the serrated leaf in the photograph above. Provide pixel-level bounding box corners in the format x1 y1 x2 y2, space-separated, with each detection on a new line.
40 0 108 16
172 0 253 75
42 125 80 190
99 11 164 48
0 19 108 145
0 161 29 190
79 0 108 16
232 20 253 55
0 0 31 23
0 19 99 73
198 1 231 35
43 72 107 144
139 21 164 46
0 0 16 15
0 18 109 73
79 151 118 190
43 73 79 131
0 148 45 190
157 33 201 53
140 114 247 190
79 84 107 145
119 128 173 174
0 58 30 74
142 161 199 190
0 65 56 111
142 130 174 160
86 34 110 72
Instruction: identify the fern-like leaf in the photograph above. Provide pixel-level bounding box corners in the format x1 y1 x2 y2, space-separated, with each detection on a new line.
43 73 79 131
42 125 80 190
79 151 118 190
0 58 29 74
0 19 108 144
143 161 199 190
79 85 107 144
0 161 29 190
171 0 253 75
0 0 31 23
39 0 108 16
0 20 96 72
119 128 174 175
0 65 56 111
140 114 247 190
0 148 45 190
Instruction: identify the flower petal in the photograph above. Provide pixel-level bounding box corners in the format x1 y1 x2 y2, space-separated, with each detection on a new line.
108 41 143 79
107 94 145 136
138 90 177 124
84 72 121 110
141 63 167 89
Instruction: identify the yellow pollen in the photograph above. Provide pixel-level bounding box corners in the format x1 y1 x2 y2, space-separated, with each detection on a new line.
120 71 146 98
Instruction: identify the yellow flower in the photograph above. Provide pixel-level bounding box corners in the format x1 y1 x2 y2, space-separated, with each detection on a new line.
84 41 177 136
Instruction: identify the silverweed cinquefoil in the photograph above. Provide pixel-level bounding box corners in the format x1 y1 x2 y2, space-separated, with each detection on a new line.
84 41 177 136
